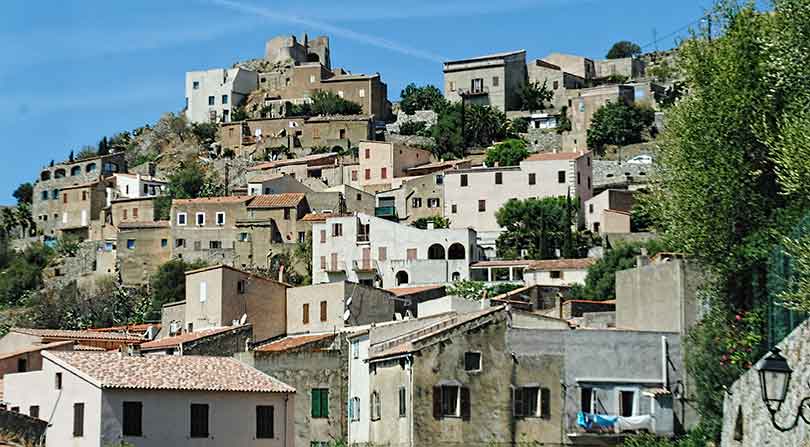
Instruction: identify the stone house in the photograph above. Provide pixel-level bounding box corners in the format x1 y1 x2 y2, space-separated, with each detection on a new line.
108 196 158 227
592 159 654 194
443 151 593 257
140 324 252 356
563 84 636 152
348 141 433 192
170 195 253 264
443 50 528 112
286 281 404 335
248 152 346 187
585 189 635 234
183 264 289 343
247 173 312 196
594 57 646 80
0 341 73 383
323 184 376 216
3 351 295 447
527 58 587 111
542 53 597 81
0 328 143 353
523 258 596 287
116 221 171 286
375 171 447 224
110 173 166 200
311 213 478 288
185 67 258 123
264 34 331 69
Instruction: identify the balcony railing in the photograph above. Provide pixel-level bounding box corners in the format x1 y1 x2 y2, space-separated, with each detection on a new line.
353 259 377 272
374 206 397 219
357 233 370 243
325 261 347 273
459 86 489 97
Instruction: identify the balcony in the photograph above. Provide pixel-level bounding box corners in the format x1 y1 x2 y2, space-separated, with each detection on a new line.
357 233 370 243
459 86 489 97
353 259 377 273
325 260 347 273
374 206 397 219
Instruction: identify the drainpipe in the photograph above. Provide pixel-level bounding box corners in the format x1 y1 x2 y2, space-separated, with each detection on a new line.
284 395 289 447
409 355 415 447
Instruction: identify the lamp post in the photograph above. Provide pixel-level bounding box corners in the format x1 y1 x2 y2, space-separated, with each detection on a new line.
756 347 810 431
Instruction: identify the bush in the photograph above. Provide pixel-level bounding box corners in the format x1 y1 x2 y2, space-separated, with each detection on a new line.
587 101 655 155
606 41 641 59
399 121 427 136
148 259 208 320
310 90 362 116
485 139 529 167
191 122 219 144
399 84 445 115
410 216 450 229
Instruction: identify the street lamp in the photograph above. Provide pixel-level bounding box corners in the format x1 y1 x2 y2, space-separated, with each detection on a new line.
756 347 810 431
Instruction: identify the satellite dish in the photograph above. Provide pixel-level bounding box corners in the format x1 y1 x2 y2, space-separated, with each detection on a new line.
343 310 351 322
346 296 353 307
394 313 403 321
144 325 157 341
239 313 248 325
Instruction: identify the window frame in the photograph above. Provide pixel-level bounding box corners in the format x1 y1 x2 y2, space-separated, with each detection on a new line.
177 212 187 226
399 386 407 418
73 402 84 437
256 405 275 439
311 388 330 419
196 212 206 226
122 401 143 437
215 212 226 226
464 352 482 372
557 170 566 184
190 403 209 438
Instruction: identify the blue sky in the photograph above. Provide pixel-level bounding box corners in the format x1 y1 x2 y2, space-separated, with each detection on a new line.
0 0 711 204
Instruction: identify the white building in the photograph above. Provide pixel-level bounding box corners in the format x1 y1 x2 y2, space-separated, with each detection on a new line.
443 151 593 257
311 213 478 288
185 67 258 123
111 173 167 201
523 258 596 286
347 332 371 445
3 350 295 447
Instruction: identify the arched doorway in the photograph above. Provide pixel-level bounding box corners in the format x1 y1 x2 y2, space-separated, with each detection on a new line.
427 244 446 260
448 243 466 260
395 271 409 286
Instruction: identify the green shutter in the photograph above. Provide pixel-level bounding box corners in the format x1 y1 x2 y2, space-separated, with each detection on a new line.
312 389 321 418
321 389 329 418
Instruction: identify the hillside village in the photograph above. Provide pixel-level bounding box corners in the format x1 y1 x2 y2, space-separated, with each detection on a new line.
2 3 810 445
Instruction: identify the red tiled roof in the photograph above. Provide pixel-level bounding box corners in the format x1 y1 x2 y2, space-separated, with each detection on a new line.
45 351 295 393
525 258 596 271
254 333 336 353
73 345 107 352
385 285 445 297
524 151 590 162
140 325 249 351
173 196 252 205
90 323 160 334
249 153 337 171
470 260 534 268
404 159 468 172
11 328 143 343
0 341 74 361
118 221 170 229
302 212 336 222
247 193 305 209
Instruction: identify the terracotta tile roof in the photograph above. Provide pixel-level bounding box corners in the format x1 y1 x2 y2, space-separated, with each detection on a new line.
302 212 337 222
140 325 250 351
525 258 596 271
45 351 295 393
173 196 252 205
249 153 337 171
10 328 143 343
524 151 590 162
254 333 336 353
470 260 534 268
73 345 107 352
404 159 469 172
0 341 74 361
247 193 306 209
90 323 161 334
385 285 445 297
305 114 372 122
118 221 170 229
60 181 101 191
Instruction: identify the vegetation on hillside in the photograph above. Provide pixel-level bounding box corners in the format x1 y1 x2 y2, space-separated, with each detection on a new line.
484 139 529 167
586 101 656 156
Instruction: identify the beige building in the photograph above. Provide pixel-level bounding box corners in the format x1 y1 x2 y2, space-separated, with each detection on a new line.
375 172 447 224
443 151 593 256
523 258 596 287
542 53 596 81
265 34 331 69
443 50 528 112
349 141 433 192
117 221 171 286
563 84 635 152
108 196 158 227
183 264 289 342
171 196 253 264
3 351 295 447
185 67 258 123
595 57 646 80
249 152 346 187
527 59 586 111
585 189 635 234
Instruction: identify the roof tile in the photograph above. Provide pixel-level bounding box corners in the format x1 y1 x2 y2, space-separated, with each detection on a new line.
254 333 336 353
11 328 143 343
525 258 596 271
140 325 249 351
247 193 306 209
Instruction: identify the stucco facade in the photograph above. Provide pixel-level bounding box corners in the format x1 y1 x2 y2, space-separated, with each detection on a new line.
585 189 635 234
563 84 635 152
185 67 258 123
444 50 528 112
375 172 446 224
171 196 252 264
311 213 478 288
527 59 586 111
542 53 596 81
286 281 398 334
348 141 433 191
117 222 171 286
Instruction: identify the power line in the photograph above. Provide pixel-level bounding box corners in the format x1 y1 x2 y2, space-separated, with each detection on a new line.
639 12 711 51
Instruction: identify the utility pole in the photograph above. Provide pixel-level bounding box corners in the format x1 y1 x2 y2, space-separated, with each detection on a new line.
653 28 658 52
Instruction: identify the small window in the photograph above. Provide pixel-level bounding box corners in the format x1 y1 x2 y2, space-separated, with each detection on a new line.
553 80 559 90
132 208 138 218
298 232 306 243
190 403 209 438
550 271 562 279
356 193 362 201
256 405 275 439
378 246 387 261
359 88 366 98
577 172 581 185
435 385 463 418
199 281 207 303
351 170 358 181
558 171 566 183
371 391 381 421
209 240 222 249
407 248 417 261
239 232 250 242
365 148 371 159
127 239 136 250
123 401 143 437
364 169 371 180
311 389 329 418
17 358 27 372
196 212 205 226
349 397 360 421
492 76 499 87
381 167 387 179
436 174 444 185
73 403 85 437
238 279 247 294
399 386 407 418
528 173 536 185
412 197 422 208
427 198 440 208
161 239 168 248
309 75 316 84
589 204 594 213
464 352 482 372
331 223 343 237
208 96 215 106
175 238 186 248
460 174 468 187
581 387 593 413
303 303 310 324
192 81 200 89
123 209 128 220
351 340 360 359
284 208 291 220
478 200 486 212
588 176 592 190
177 212 187 226
82 191 87 201
495 172 503 184
320 230 326 243
619 390 635 417
222 94 229 105
514 387 549 419
216 212 225 225
29 406 39 419
320 301 328 322
55 372 62 389
451 204 458 214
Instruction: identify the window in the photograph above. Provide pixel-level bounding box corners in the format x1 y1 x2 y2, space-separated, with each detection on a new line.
123 401 143 437
580 387 593 413
17 358 27 372
492 76 499 87
436 174 444 185
298 232 306 243
41 191 48 201
464 352 481 372
495 172 502 184
451 204 458 214
216 212 225 225
381 167 387 179
619 390 635 417
207 96 215 106
55 372 62 389
337 90 344 98
356 193 362 201
406 248 417 261
161 239 168 248
449 81 456 91
351 340 360 359
320 230 326 243
528 173 536 185
311 389 329 418
514 387 550 419
558 171 566 183
303 303 310 324
349 397 360 421
127 239 136 250
359 88 366 98
589 204 594 214
194 240 202 251
378 246 387 261
371 391 381 421
284 208 291 220
132 208 138 218
309 75 316 84
51 189 58 200
399 387 407 417
222 94 228 105
29 406 39 419
63 193 68 204
193 81 200 89
175 238 186 248
365 148 371 159
588 176 591 190
11 407 19 413
256 406 275 439
364 169 371 180
82 191 87 201
351 170 358 181
331 223 343 237
196 212 205 226
320 301 328 322
199 281 207 302
471 78 484 93
177 212 187 226
412 197 422 208
460 174 468 187
427 198 440 208
549 270 562 279
553 80 559 90
209 240 222 250
190 404 209 438
123 209 128 220
73 403 84 437
577 172 581 185
478 200 486 212
433 385 469 419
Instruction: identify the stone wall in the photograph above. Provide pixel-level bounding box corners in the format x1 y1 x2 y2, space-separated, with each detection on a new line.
386 110 437 134
0 408 47 446
721 318 810 446
183 324 252 356
525 128 563 153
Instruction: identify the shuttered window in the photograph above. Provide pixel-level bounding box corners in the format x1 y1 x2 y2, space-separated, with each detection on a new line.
256 405 274 439
73 403 84 437
190 404 209 438
123 401 143 437
432 385 469 419
311 389 329 418
320 301 328 322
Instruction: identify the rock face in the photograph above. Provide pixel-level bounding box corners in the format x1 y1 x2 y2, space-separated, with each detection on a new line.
386 110 438 134
721 319 810 446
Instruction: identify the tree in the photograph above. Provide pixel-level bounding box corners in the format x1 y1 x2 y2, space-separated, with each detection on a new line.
12 182 33 205
410 216 450 229
76 145 97 160
464 104 509 148
579 240 667 300
310 90 363 116
447 280 487 301
0 243 53 306
294 231 313 286
431 103 465 160
606 40 641 59
191 122 219 144
495 196 582 260
586 101 655 155
148 259 208 319
400 84 445 115
517 80 553 112
398 121 428 136
97 136 109 156
231 106 249 122
484 139 529 167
